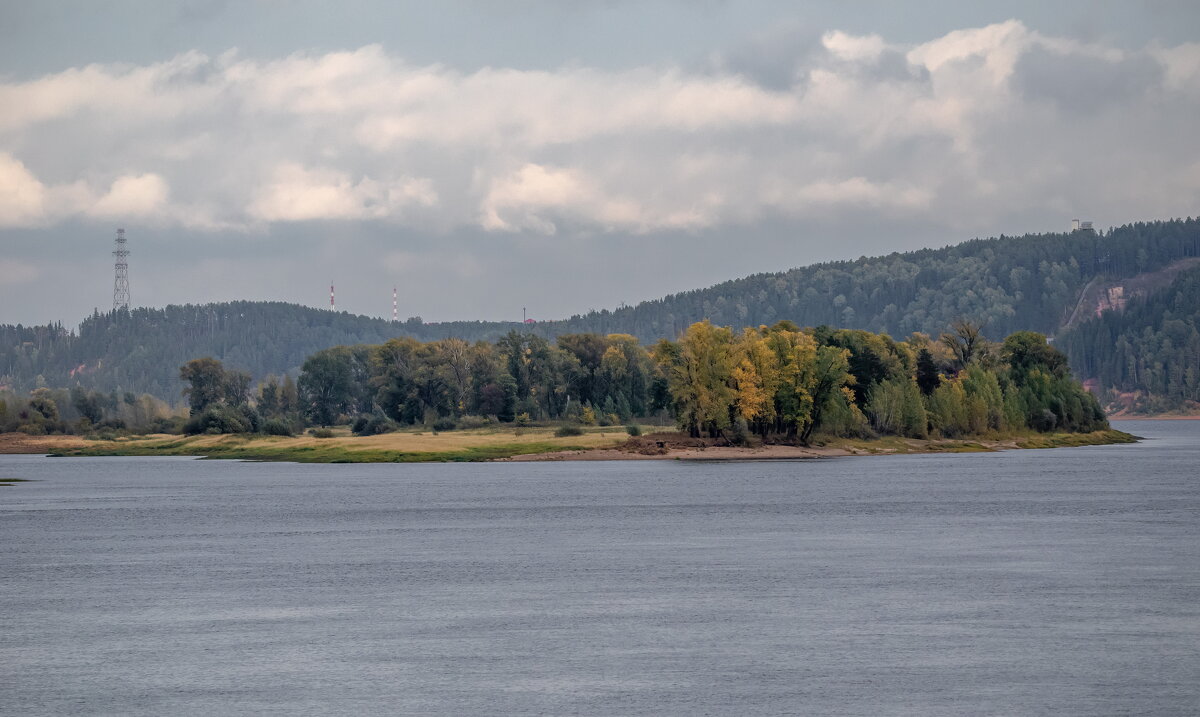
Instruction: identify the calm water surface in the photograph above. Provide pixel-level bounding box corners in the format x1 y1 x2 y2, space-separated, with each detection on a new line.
2 420 1198 715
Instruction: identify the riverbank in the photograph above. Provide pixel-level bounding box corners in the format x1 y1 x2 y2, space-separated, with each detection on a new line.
502 429 1137 461
1108 413 1200 420
0 427 1138 463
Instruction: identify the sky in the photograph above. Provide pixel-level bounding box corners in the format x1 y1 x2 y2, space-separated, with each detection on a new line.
1 0 1198 326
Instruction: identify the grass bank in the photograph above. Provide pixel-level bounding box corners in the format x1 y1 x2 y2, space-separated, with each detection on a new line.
45 425 645 463
3 427 1138 464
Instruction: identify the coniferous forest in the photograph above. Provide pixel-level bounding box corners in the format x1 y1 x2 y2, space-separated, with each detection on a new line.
1 218 1198 413
1058 266 1200 412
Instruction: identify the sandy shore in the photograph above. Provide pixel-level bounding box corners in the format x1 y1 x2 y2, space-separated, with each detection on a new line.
499 444 853 462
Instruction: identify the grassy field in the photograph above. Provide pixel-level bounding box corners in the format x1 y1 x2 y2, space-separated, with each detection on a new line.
5 426 1138 464
50 425 649 463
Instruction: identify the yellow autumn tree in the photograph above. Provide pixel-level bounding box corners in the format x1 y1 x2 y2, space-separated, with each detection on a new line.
731 328 780 434
660 321 736 437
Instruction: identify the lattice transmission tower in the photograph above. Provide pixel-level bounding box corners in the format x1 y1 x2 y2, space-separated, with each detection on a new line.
113 228 130 311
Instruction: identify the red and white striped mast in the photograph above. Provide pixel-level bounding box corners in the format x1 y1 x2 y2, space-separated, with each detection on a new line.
392 286 398 322
330 282 335 312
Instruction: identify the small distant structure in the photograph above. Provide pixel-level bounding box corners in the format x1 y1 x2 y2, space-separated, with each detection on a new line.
330 282 335 312
524 318 536 325
1071 219 1094 233
113 228 129 311
1096 285 1126 316
392 286 398 322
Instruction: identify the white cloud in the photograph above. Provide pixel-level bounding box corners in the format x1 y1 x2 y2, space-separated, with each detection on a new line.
248 163 435 223
88 174 170 218
0 153 49 227
0 22 1197 237
822 31 887 63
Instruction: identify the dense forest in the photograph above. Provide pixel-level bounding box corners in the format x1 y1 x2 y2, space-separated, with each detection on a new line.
1 218 1197 406
165 322 1104 444
551 218 1200 341
1058 267 1200 412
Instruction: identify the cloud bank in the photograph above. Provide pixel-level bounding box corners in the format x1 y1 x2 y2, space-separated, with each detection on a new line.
2 20 1198 237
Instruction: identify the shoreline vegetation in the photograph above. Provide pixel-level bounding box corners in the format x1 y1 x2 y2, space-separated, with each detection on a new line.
2 318 1138 464
0 426 1138 464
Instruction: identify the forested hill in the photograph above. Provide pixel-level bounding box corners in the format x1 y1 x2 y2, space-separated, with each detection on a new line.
1058 266 1200 413
2 303 445 401
2 217 1198 402
544 218 1200 340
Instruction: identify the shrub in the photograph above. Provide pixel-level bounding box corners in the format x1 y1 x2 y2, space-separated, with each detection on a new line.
184 405 253 435
261 418 295 437
432 417 457 432
514 412 530 426
147 416 185 434
309 427 335 438
351 413 396 436
626 424 641 436
555 424 585 437
457 415 491 429
728 416 750 446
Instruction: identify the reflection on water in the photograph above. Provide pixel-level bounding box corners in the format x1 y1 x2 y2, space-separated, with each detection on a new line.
2 420 1198 716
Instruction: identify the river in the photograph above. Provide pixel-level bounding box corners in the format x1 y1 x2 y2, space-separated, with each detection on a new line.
2 419 1197 715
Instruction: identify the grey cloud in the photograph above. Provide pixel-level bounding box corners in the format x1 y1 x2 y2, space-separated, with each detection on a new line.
1014 45 1163 113
2 19 1199 326
707 25 824 90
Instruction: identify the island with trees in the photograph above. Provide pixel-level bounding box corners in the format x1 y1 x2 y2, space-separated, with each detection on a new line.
9 319 1133 463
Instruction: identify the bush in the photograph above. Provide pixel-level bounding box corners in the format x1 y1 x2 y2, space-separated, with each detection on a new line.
625 424 641 436
184 405 253 435
261 418 295 437
514 412 530 426
309 427 335 438
17 422 47 436
457 415 492 430
432 417 457 432
147 416 185 434
351 413 397 436
555 424 585 437
727 416 749 445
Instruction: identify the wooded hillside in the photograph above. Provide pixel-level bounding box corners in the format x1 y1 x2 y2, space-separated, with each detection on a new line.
2 217 1197 405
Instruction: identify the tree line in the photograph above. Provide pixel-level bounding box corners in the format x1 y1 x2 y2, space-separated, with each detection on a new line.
171 321 1106 443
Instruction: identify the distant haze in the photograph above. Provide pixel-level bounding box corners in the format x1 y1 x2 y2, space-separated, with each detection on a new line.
1 1 1198 326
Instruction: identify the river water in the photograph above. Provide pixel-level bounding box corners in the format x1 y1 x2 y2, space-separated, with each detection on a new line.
2 420 1198 715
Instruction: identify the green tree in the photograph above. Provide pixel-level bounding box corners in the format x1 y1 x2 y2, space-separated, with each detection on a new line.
179 357 227 415
299 346 369 426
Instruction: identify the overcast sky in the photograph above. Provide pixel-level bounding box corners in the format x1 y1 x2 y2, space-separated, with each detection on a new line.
2 1 1198 326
